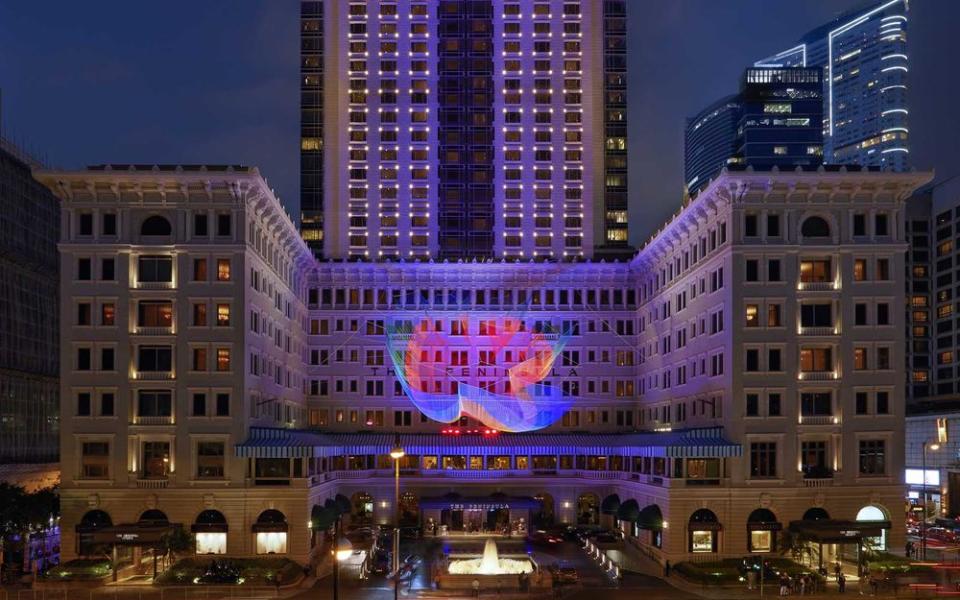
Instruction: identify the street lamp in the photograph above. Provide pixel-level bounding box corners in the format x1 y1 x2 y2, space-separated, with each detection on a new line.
390 434 405 600
921 441 941 561
333 533 353 600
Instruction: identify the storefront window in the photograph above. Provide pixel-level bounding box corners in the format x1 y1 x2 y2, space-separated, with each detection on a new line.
422 455 438 469
691 530 714 553
196 532 226 555
442 455 466 469
750 530 772 553
256 532 287 554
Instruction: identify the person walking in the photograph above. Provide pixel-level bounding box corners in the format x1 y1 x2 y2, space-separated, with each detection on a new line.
837 572 846 593
473 578 481 598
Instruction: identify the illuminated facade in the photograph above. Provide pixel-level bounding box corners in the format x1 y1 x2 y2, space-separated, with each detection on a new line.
755 0 910 171
47 165 929 566
299 0 629 260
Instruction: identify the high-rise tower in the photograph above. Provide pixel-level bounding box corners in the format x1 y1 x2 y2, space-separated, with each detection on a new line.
298 0 628 260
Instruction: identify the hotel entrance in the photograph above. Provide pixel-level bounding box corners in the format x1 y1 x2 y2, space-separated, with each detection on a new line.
422 494 537 536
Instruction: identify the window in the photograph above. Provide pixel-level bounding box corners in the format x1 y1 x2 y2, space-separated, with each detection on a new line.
101 348 115 371
194 214 208 237
855 303 868 326
853 348 867 370
192 393 206 417
746 349 760 372
853 214 867 237
745 304 759 328
217 259 231 281
137 256 173 283
858 440 886 475
140 215 172 236
193 303 207 326
746 393 759 417
876 259 890 280
101 393 114 416
79 213 94 236
801 304 832 328
81 442 110 479
801 392 832 416
216 304 231 327
138 346 172 372
137 390 172 417
77 303 92 326
102 213 117 236
768 259 781 282
801 216 830 238
856 391 868 415
102 258 115 281
216 348 231 371
854 259 867 282
799 260 830 283
746 260 759 282
768 393 781 417
196 442 225 478
77 392 91 416
192 348 208 371
750 442 777 478
767 214 780 237
875 214 889 236
77 348 91 371
193 259 207 281
877 303 890 325
767 304 782 327
138 301 173 327
101 303 115 326
744 215 758 237
216 214 231 236
876 391 889 415
78 258 92 281
799 348 831 372
768 348 782 372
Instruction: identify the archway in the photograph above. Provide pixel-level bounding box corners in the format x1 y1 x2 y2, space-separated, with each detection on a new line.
533 493 555 528
577 493 600 525
801 215 831 238
747 508 781 553
802 507 830 521
857 505 890 551
351 492 374 525
637 504 664 548
253 509 288 555
140 215 173 236
77 510 113 556
689 508 721 553
139 509 169 523
192 510 228 555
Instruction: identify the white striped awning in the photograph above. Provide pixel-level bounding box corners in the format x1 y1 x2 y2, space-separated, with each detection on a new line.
234 426 741 459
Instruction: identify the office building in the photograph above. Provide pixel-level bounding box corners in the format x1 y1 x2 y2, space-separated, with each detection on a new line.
755 0 909 171
44 165 928 565
684 95 740 193
0 140 60 473
298 0 629 260
684 67 823 192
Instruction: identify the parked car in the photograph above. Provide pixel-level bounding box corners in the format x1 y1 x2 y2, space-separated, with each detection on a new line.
550 564 579 584
528 530 563 545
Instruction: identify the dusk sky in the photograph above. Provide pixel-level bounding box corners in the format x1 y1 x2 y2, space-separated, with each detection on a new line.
2 0 958 246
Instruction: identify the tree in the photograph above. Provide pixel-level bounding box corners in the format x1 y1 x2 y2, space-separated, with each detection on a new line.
160 526 194 563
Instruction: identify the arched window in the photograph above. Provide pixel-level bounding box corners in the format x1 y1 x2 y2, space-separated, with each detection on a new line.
253 509 288 555
801 216 831 238
141 215 172 236
689 508 721 553
193 510 228 555
79 510 112 530
856 505 890 550
802 507 830 521
139 509 169 523
746 508 781 553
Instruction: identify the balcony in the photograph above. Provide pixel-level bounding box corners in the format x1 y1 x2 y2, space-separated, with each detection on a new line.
134 281 175 290
798 371 838 382
133 371 174 381
798 327 838 337
134 326 174 336
135 478 169 489
798 415 841 426
802 477 834 488
131 415 174 426
797 281 839 292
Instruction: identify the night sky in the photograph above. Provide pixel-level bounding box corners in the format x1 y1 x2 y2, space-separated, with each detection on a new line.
1 0 957 246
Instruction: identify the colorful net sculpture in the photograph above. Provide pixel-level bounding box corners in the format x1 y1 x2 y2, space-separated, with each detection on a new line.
386 320 572 432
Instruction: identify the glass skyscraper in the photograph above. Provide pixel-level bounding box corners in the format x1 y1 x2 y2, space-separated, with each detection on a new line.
298 0 630 260
755 0 909 171
0 141 60 465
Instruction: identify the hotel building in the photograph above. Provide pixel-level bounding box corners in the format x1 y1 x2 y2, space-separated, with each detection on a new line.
299 0 630 260
44 164 928 566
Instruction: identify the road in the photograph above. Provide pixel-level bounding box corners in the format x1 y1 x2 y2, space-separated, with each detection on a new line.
291 538 701 600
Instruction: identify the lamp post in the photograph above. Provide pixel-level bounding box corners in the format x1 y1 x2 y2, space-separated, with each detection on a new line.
390 434 406 600
333 525 353 600
921 441 940 561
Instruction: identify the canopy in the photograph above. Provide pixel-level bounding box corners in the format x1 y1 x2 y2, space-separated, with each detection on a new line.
637 504 663 530
616 499 641 522
600 494 621 515
788 519 891 544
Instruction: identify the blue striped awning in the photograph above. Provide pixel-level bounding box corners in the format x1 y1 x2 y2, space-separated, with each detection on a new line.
234 426 740 459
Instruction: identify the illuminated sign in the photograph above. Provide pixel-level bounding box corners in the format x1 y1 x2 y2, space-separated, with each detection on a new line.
387 319 572 432
905 468 940 486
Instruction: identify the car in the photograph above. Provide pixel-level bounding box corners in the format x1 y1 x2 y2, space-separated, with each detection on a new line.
528 530 563 545
925 527 957 544
549 564 579 584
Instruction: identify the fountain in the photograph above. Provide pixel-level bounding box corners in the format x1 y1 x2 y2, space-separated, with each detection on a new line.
447 539 534 575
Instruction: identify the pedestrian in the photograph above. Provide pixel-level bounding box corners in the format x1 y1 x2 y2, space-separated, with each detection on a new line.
906 540 914 558
834 562 842 581
838 572 846 593
746 568 757 590
870 575 879 596
664 559 671 578
799 574 806 595
473 578 481 598
779 574 789 596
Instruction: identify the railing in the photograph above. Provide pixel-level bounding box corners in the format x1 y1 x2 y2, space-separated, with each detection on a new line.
798 281 838 292
133 371 175 380
798 326 837 336
802 477 834 488
798 371 837 381
135 478 169 489
133 326 174 336
131 415 175 426
134 281 175 290
319 468 635 482
799 415 840 426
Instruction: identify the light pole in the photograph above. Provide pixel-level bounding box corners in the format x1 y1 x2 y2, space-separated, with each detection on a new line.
921 441 941 561
333 526 353 600
390 434 406 600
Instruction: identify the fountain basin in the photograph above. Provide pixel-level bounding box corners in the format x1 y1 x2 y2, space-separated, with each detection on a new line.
438 539 546 591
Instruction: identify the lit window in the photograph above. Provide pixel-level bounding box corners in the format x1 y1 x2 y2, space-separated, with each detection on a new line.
217 259 231 281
